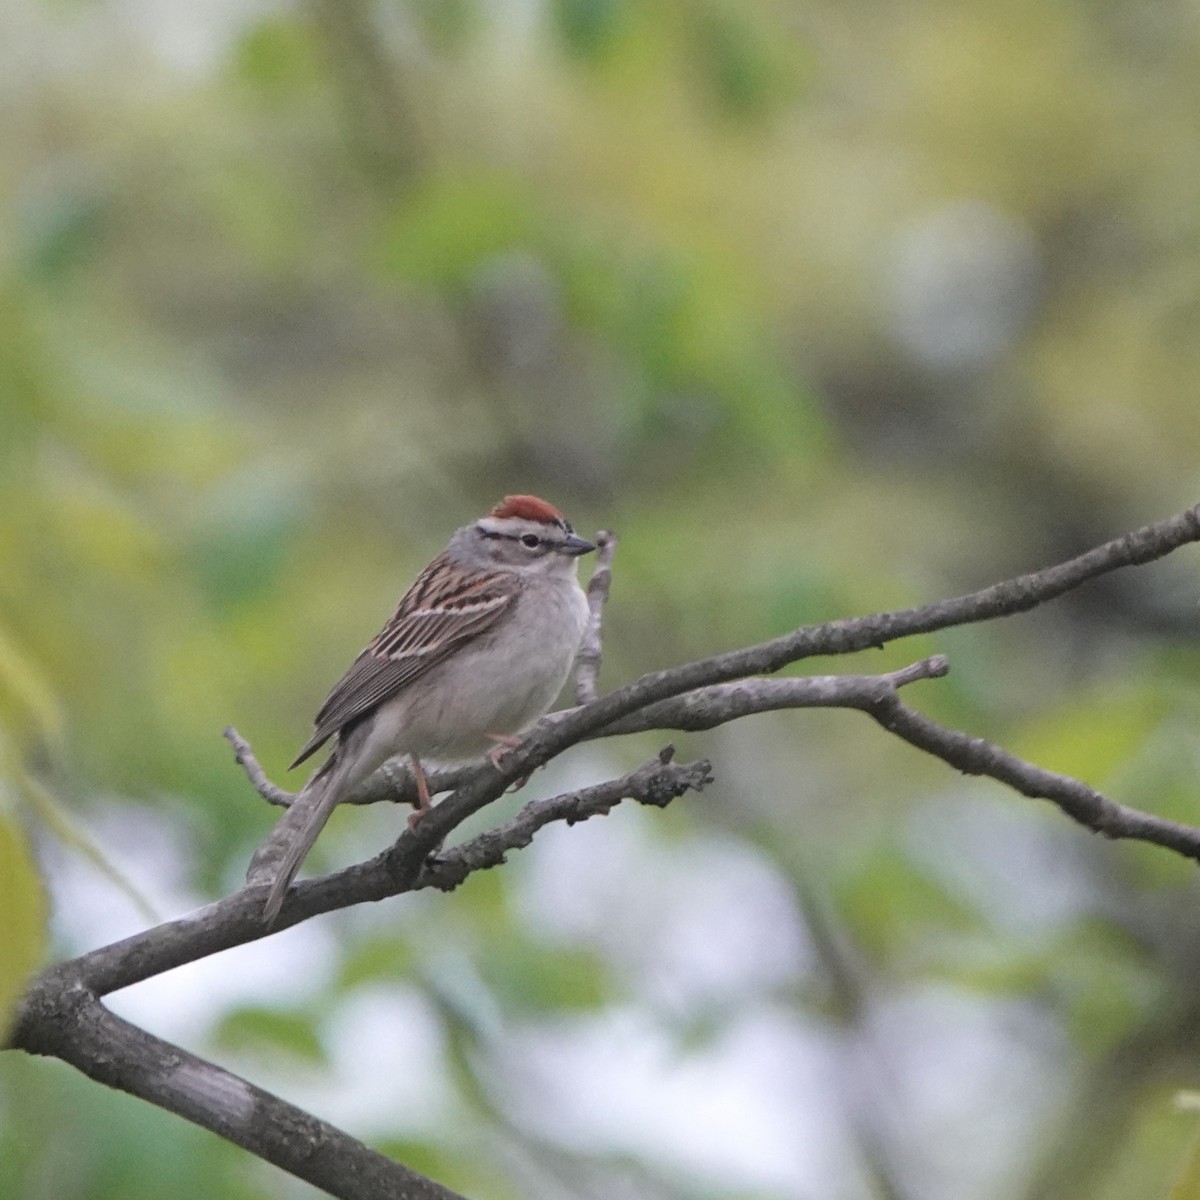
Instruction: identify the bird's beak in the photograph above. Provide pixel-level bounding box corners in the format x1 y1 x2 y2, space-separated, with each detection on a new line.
560 533 596 557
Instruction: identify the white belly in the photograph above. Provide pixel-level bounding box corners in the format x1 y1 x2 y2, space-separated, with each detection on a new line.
368 577 589 765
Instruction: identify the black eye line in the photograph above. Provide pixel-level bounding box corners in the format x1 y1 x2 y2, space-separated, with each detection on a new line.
480 528 551 549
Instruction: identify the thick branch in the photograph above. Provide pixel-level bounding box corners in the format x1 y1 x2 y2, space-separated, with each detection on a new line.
14 753 713 1000
12 973 464 1200
578 657 1200 862
581 655 1200 863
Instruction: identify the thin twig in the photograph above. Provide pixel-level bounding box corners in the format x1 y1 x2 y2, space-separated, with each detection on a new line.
222 727 292 807
419 747 713 893
575 529 617 704
585 655 951 737
863 692 1200 862
224 728 474 809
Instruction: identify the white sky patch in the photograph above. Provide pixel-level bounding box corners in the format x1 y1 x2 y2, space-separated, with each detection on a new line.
43 800 339 1042
864 987 1074 1200
494 1005 853 1197
513 795 815 1013
301 984 455 1139
112 0 282 76
905 787 1103 932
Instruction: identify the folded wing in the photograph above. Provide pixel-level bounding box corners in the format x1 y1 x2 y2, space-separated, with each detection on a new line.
290 554 520 768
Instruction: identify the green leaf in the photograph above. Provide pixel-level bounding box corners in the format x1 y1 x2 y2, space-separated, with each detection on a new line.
689 4 801 122
1011 683 1165 784
478 939 610 1012
407 0 481 55
213 1005 327 1065
231 16 323 99
336 933 413 990
551 0 628 60
835 842 979 962
376 1137 517 1200
380 173 538 289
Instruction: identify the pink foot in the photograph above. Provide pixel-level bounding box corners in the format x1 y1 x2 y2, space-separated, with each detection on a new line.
485 732 531 791
407 755 432 828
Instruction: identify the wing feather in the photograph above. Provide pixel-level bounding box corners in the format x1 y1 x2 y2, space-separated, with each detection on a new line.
290 555 519 768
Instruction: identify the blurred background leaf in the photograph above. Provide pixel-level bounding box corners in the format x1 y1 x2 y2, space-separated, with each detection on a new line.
0 803 47 1039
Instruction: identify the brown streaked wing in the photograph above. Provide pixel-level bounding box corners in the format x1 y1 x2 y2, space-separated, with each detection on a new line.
289 554 520 769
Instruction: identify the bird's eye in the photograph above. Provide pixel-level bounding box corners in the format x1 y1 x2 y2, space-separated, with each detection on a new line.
520 534 541 549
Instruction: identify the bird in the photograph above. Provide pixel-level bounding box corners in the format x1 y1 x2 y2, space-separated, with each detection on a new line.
250 495 595 923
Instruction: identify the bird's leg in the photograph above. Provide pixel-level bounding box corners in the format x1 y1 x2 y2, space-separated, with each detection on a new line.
485 732 523 767
406 754 432 829
485 732 532 791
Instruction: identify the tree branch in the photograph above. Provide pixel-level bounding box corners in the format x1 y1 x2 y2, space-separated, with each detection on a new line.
862 689 1200 862
11 499 1200 1200
574 529 617 704
224 727 474 809
19 750 714 1001
31 647 1200 1009
586 654 952 736
13 972 466 1200
418 746 714 893
412 501 1200 841
223 727 293 807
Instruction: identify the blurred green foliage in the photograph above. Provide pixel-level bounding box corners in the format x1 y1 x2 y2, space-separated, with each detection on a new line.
3 0 1200 1197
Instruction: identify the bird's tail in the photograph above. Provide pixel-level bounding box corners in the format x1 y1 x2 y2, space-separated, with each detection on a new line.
248 752 352 925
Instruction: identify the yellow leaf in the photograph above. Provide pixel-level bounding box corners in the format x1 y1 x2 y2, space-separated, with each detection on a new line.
0 803 48 1039
0 619 63 749
1170 1127 1200 1200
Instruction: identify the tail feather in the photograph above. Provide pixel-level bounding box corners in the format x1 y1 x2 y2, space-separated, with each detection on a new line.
248 754 351 925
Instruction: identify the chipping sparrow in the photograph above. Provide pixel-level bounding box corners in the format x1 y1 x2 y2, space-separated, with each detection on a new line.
250 495 594 923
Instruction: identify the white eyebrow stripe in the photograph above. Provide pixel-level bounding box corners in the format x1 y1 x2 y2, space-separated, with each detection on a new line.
477 515 563 537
